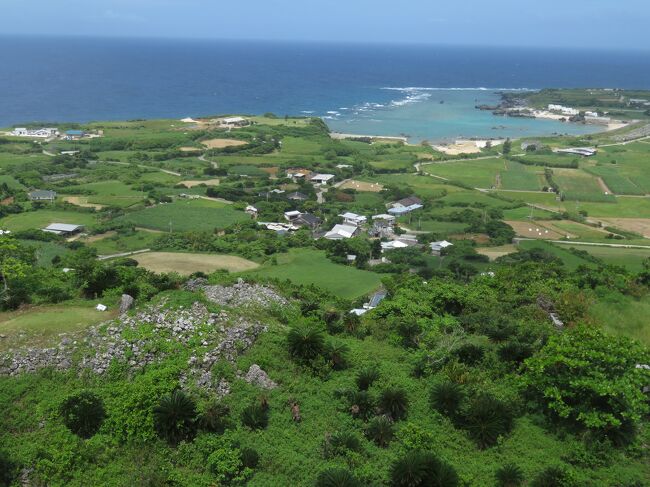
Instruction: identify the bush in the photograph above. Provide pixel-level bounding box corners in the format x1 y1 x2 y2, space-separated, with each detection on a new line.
59 391 106 439
498 340 535 364
365 416 394 447
453 343 485 366
287 323 325 362
462 394 514 448
355 366 380 391
241 402 269 430
430 381 464 419
0 450 16 487
153 390 197 445
315 468 361 487
207 446 250 484
378 387 409 421
390 450 459 487
495 463 524 487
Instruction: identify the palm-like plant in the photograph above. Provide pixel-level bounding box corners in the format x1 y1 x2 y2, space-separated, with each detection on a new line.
324 340 349 370
390 450 458 487
355 366 379 391
198 399 230 433
240 447 260 469
59 391 106 439
365 415 394 447
153 390 197 445
315 468 361 487
430 381 464 419
287 324 325 361
530 466 568 487
347 390 375 421
453 343 485 366
495 463 524 487
323 430 362 458
241 402 269 430
378 387 409 421
462 394 513 449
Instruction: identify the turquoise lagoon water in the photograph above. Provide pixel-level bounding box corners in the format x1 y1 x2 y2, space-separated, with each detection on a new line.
325 88 603 143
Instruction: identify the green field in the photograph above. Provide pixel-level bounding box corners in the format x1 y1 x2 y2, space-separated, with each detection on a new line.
119 198 249 232
248 248 382 299
422 158 502 188
0 304 113 351
0 209 98 232
556 243 650 272
591 293 650 345
552 168 612 202
86 230 161 255
60 180 145 208
516 240 596 270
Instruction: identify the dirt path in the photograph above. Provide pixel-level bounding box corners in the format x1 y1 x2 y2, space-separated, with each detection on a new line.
596 177 613 195
97 249 151 261
104 160 181 176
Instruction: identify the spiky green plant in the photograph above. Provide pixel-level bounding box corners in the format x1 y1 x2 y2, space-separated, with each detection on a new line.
355 366 380 391
287 323 325 361
241 402 269 430
390 450 458 487
378 387 409 421
347 390 375 421
59 391 106 439
430 381 464 419
315 468 361 487
462 394 513 449
365 415 394 447
153 390 197 445
324 340 349 370
323 430 362 458
495 463 524 487
240 447 259 469
454 343 485 366
530 466 569 487
198 399 230 433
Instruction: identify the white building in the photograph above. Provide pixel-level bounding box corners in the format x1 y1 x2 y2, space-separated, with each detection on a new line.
283 210 302 221
339 212 367 226
430 240 453 256
309 173 335 185
11 127 59 138
324 224 359 240
547 104 579 116
42 223 84 236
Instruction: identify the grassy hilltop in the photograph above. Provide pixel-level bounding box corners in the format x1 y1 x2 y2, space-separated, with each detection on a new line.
0 100 649 485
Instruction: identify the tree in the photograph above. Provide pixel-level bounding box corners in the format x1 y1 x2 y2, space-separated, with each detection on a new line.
523 326 650 438
324 340 349 370
60 391 106 438
241 402 269 430
390 450 458 487
502 138 512 154
0 235 31 304
355 366 380 391
153 390 197 445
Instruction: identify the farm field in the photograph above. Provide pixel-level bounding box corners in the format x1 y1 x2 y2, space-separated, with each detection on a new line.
338 180 384 192
59 180 145 208
516 240 597 270
506 220 563 239
249 248 382 299
0 209 98 232
422 158 503 188
132 252 259 275
552 168 611 202
591 293 650 345
556 243 650 272
0 305 115 352
476 244 517 260
119 198 249 232
86 231 160 255
599 218 650 238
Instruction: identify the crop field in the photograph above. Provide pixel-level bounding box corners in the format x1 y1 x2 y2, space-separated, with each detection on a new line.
516 240 596 270
506 220 564 239
133 252 259 275
476 244 517 260
179 178 220 188
200 138 247 149
338 180 384 192
60 180 145 208
556 244 650 272
119 198 249 232
591 293 650 345
499 161 544 191
249 248 382 299
552 168 612 202
86 231 160 255
0 305 114 351
599 218 650 238
422 158 502 188
0 209 98 232
584 165 643 195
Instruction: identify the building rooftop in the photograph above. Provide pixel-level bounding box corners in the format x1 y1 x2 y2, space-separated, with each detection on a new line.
42 223 84 235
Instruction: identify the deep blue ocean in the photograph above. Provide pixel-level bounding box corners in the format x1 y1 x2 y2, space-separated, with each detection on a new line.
1 37 649 141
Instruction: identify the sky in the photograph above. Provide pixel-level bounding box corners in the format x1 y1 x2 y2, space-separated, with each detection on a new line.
1 0 649 50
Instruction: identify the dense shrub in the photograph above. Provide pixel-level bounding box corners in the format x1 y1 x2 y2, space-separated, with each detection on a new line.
355 366 380 391
198 400 230 434
323 430 363 458
315 468 361 487
59 391 106 439
430 381 464 419
241 402 269 430
495 463 525 487
287 323 326 362
365 416 394 447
